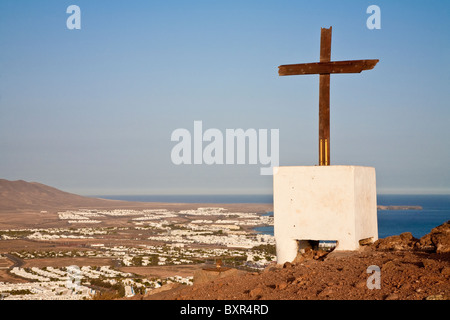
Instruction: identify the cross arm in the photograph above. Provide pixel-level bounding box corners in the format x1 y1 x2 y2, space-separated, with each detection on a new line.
278 59 379 76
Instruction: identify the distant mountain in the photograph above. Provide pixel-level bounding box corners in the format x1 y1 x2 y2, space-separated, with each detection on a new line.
0 179 124 211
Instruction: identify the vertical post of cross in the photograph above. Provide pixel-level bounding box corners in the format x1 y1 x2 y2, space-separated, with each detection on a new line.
319 27 332 166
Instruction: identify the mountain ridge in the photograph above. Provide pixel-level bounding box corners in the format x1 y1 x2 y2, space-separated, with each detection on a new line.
0 179 273 213
0 179 126 211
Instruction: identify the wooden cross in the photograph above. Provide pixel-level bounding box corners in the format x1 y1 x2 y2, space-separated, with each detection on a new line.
278 27 379 166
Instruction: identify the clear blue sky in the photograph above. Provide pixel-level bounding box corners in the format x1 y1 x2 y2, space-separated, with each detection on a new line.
0 0 449 195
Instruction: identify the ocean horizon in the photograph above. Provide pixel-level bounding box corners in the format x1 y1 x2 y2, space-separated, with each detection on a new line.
95 194 450 239
94 194 274 204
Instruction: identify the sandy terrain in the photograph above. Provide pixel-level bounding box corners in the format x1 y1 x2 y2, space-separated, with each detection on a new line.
21 257 113 268
0 270 29 284
0 256 13 269
0 239 95 253
119 264 205 278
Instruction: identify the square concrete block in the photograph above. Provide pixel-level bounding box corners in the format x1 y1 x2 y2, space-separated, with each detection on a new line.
273 165 378 264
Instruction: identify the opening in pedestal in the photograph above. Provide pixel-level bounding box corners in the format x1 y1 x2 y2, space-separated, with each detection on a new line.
298 240 337 253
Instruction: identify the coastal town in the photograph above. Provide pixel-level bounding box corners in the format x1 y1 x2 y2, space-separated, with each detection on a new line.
0 207 275 300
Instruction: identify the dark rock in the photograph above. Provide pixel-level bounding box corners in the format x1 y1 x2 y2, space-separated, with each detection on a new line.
249 287 263 298
193 268 245 285
440 266 450 276
354 281 367 289
418 221 450 253
277 282 288 290
375 232 418 251
384 293 399 300
422 259 439 269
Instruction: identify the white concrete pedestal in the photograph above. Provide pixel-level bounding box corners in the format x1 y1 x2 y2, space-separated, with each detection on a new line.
273 166 378 264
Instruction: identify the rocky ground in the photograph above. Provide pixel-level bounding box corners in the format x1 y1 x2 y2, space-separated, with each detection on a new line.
144 221 450 300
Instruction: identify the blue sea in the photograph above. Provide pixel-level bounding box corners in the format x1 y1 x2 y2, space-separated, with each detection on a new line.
96 194 450 239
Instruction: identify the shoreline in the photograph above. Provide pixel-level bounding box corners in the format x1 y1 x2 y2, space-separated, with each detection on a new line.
377 205 422 210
